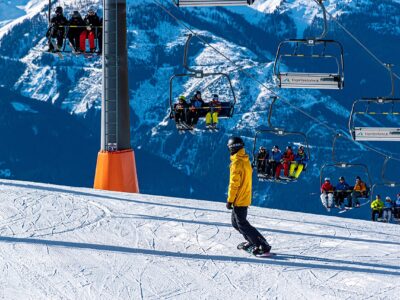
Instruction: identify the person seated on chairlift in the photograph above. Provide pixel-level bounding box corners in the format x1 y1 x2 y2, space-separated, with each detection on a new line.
47 6 68 52
393 193 400 219
335 176 351 208
256 146 269 175
370 194 384 222
205 94 222 129
174 95 189 126
289 145 308 179
68 11 85 52
276 146 294 179
382 196 394 223
81 7 101 53
97 16 103 54
269 145 282 179
350 176 367 208
188 91 205 127
320 177 335 212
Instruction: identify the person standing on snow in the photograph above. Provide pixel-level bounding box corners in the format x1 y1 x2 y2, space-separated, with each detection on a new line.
226 137 271 256
320 177 334 212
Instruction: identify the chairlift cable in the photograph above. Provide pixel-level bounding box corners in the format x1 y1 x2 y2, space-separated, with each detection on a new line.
154 0 400 163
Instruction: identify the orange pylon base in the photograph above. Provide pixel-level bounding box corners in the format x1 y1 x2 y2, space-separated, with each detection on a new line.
94 149 139 193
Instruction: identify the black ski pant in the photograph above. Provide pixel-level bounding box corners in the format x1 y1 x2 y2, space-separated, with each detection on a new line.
68 29 82 51
335 191 350 206
257 160 267 174
187 111 200 126
371 209 382 221
48 28 65 50
231 206 267 247
174 111 187 124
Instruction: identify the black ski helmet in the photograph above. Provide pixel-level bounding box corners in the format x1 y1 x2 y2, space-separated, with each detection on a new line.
55 6 63 14
227 137 244 155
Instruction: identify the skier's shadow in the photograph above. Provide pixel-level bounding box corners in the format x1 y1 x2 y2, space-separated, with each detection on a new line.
133 214 400 247
0 235 398 277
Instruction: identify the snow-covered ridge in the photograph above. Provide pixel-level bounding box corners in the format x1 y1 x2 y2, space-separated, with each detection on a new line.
0 179 399 299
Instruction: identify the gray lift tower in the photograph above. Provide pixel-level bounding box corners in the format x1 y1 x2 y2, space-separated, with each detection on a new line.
94 0 139 193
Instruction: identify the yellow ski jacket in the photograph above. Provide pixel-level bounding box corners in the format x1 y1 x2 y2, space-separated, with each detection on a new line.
371 198 384 210
227 148 252 207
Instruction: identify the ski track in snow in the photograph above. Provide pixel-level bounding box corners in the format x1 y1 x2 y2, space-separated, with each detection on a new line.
0 179 399 299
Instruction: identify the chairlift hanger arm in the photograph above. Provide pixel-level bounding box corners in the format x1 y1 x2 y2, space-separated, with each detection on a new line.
314 0 328 40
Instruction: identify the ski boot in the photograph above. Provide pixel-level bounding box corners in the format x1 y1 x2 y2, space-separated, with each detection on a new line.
237 241 254 251
252 243 272 257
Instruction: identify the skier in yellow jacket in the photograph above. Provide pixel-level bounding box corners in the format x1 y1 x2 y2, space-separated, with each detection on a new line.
226 137 271 256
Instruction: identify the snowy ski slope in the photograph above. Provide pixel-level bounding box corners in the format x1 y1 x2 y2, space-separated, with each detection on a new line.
0 179 399 299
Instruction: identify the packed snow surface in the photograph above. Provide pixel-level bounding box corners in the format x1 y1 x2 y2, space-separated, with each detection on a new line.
0 179 399 299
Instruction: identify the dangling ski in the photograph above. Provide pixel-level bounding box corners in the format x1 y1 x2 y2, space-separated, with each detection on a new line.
49 39 64 59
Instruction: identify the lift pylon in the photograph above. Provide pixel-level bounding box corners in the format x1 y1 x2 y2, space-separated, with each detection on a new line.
94 0 139 193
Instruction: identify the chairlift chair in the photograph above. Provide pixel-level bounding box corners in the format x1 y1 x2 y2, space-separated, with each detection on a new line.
319 133 373 205
173 0 255 7
251 96 311 182
371 158 400 222
349 65 400 141
46 1 102 57
273 39 344 89
169 34 237 122
273 0 345 90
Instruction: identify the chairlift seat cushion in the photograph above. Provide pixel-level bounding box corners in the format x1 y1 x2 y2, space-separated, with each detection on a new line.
174 0 253 7
353 127 400 141
277 72 343 89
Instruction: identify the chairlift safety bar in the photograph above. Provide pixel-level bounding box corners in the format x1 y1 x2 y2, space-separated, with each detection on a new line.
173 0 255 7
251 129 311 168
348 98 400 141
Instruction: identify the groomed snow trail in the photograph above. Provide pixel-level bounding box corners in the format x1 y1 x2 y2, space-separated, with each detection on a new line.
0 180 399 300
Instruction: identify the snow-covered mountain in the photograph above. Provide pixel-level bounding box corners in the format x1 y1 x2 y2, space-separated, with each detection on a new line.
1 0 400 219
0 179 399 299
